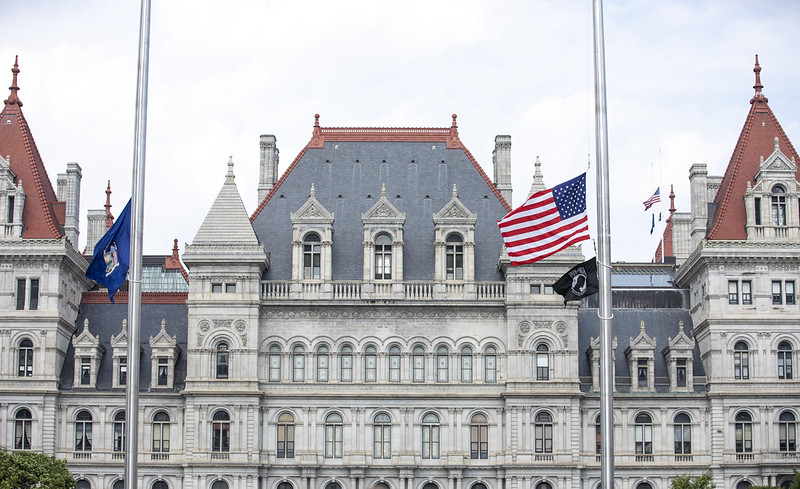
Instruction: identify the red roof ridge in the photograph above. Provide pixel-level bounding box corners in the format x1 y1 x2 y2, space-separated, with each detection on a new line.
165 238 190 282
81 291 188 304
250 114 511 220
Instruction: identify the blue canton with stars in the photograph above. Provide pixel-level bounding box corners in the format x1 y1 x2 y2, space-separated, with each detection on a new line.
552 173 587 219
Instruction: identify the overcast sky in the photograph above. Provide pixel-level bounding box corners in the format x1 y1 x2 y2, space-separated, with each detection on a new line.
3 0 799 262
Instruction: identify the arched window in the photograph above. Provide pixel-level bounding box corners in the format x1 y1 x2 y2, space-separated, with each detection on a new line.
292 346 305 382
772 185 787 226
460 346 473 383
76 480 91 489
75 410 93 452
18 338 33 377
113 411 125 453
277 412 295 458
317 345 329 382
375 483 391 489
113 480 124 489
216 342 229 379
14 408 32 450
152 411 170 453
536 343 550 380
635 413 653 455
484 346 497 383
778 341 794 380
303 232 322 279
594 414 602 455
734 341 750 379
374 233 392 280
736 481 752 489
436 346 449 383
324 413 343 458
473 484 488 489
735 411 753 453
212 480 229 489
637 483 653 489
421 413 440 459
779 411 797 452
326 483 341 489
340 345 353 382
423 484 438 489
445 233 464 280
269 345 282 382
470 413 488 459
536 483 553 489
373 412 392 459
152 482 168 489
212 410 230 452
278 483 294 489
534 412 553 453
388 346 401 382
413 346 425 382
364 346 378 382
674 412 692 454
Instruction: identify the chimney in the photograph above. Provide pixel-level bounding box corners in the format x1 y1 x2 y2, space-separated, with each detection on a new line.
56 162 82 248
258 134 279 203
85 209 106 254
689 163 708 249
492 135 512 206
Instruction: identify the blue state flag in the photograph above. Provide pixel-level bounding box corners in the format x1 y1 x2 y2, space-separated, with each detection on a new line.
85 199 131 303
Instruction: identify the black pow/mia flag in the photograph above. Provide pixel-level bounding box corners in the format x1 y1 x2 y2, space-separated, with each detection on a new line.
552 257 599 305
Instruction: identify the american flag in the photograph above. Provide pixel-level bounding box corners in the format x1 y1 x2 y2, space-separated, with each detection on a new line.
643 187 660 210
498 173 590 265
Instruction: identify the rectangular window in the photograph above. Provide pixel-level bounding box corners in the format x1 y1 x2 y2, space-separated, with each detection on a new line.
531 284 541 294
80 357 91 385
773 280 783 304
638 358 648 387
158 358 168 385
786 281 795 305
413 355 425 382
728 281 739 304
7 195 14 222
544 285 554 294
742 281 752 305
225 283 236 293
16 278 25 310
118 357 127 386
211 283 222 293
676 359 687 387
389 355 400 382
28 279 39 310
755 197 761 225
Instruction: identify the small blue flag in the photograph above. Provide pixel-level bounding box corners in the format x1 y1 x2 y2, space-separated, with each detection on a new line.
85 199 131 303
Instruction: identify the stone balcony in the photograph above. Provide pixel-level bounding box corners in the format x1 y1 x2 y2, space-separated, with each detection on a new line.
261 280 506 302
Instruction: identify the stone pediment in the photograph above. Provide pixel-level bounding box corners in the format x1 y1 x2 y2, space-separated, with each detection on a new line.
363 184 405 224
663 320 695 353
150 319 178 349
756 137 798 181
73 319 102 348
433 184 477 224
291 184 334 223
627 321 657 351
110 319 128 349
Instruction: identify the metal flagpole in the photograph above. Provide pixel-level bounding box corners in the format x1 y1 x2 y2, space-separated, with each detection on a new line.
125 0 152 487
591 1 615 489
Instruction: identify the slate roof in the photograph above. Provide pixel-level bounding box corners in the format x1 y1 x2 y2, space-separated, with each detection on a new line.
0 57 62 239
707 56 800 240
62 302 189 391
251 115 512 281
192 157 259 246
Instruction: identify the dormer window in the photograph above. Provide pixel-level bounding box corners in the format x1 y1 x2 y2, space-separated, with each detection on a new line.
445 233 464 280
772 185 786 226
374 234 392 280
303 233 322 279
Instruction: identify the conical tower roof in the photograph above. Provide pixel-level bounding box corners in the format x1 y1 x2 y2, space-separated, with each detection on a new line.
192 157 259 245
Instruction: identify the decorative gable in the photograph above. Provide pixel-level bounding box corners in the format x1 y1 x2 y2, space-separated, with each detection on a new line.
587 335 617 392
110 319 128 388
290 183 334 223
744 137 800 241
72 319 105 388
290 184 334 282
433 185 477 282
0 155 26 239
625 321 656 392
150 319 179 389
361 184 406 288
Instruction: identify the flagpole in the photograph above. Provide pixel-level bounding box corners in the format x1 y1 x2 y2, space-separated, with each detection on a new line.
591 1 615 489
124 0 151 487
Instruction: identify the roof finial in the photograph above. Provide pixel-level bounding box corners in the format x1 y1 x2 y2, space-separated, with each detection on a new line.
104 181 114 227
451 114 458 128
4 55 22 107
226 156 235 183
452 183 458 198
381 183 386 198
750 54 768 104
172 238 179 259
668 184 676 216
310 183 316 198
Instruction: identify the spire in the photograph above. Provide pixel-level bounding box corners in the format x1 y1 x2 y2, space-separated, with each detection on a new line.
668 184 676 217
528 156 547 198
226 156 235 183
104 181 114 227
750 54 768 104
4 56 22 107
